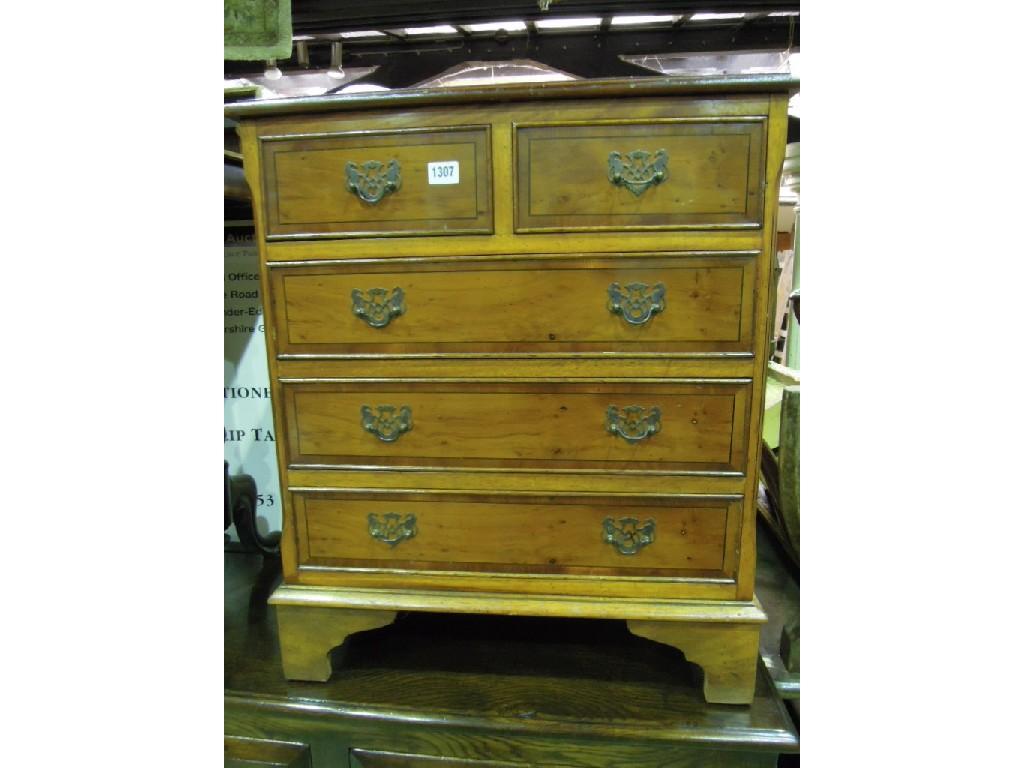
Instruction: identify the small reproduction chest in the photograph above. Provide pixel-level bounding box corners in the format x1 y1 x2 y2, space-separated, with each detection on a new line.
227 75 796 704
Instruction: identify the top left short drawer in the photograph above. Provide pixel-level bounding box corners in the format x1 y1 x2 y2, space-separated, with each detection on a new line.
259 127 493 240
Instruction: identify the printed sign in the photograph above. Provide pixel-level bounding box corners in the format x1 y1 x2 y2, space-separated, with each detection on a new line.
224 226 282 540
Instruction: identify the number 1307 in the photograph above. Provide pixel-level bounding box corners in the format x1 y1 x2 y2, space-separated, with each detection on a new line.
427 161 460 185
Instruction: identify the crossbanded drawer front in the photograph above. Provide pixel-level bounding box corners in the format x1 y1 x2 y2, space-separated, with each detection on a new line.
271 254 755 357
293 490 740 579
260 127 492 238
515 118 765 232
283 380 749 473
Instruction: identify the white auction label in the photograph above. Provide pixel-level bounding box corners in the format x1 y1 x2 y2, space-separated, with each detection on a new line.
427 161 460 184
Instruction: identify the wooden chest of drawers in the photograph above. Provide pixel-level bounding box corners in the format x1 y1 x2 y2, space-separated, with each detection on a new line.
228 75 796 705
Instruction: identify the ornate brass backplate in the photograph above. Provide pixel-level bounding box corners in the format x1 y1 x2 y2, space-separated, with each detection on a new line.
607 149 668 196
352 287 405 328
367 512 417 547
345 159 401 204
361 405 412 442
602 517 656 555
606 405 661 443
608 281 666 326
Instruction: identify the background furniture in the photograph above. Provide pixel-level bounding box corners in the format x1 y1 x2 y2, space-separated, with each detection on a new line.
225 550 799 767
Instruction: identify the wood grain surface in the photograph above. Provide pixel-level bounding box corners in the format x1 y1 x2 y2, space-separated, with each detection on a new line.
284 380 750 473
262 127 492 238
232 78 795 704
297 491 734 576
270 253 755 356
515 119 765 232
225 552 798 767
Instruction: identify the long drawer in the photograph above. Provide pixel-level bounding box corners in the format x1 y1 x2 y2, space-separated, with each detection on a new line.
270 253 756 357
260 126 493 238
514 118 766 232
281 380 750 473
293 490 741 579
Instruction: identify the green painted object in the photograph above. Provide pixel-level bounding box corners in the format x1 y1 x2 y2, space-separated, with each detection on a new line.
778 385 800 556
762 362 800 449
225 0 292 61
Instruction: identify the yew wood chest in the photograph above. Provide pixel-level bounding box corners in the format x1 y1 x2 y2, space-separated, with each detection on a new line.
227 75 796 705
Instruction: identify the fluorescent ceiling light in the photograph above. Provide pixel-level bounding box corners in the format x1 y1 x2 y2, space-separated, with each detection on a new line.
610 15 677 26
769 11 800 17
404 24 458 35
341 30 386 38
466 20 527 32
535 17 601 30
690 13 747 21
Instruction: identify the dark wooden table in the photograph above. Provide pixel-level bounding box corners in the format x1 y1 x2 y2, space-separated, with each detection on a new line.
226 545 799 768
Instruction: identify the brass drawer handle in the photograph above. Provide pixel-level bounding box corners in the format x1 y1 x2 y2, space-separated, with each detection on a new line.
606 405 661 443
361 405 412 442
607 149 668 197
352 287 405 328
368 512 417 547
346 159 401 204
608 281 666 326
603 517 655 555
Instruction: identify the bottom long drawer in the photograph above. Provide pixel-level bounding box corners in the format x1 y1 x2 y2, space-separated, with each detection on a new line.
292 490 741 580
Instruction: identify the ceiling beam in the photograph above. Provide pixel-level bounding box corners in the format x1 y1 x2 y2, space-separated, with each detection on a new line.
226 17 799 78
289 1 798 35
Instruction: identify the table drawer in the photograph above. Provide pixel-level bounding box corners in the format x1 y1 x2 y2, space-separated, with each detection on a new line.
294 490 740 579
271 254 755 357
260 127 492 238
515 118 765 232
283 380 749 473
351 752 529 768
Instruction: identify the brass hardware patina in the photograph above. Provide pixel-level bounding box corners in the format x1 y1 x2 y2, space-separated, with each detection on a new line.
368 512 417 547
606 405 661 443
607 149 668 196
361 405 412 442
352 287 405 328
608 281 666 326
346 159 401 204
602 517 656 555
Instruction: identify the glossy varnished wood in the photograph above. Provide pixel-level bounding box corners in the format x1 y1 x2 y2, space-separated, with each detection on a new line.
733 92 791 603
233 77 796 704
284 467 747 496
269 253 756 357
224 735 311 768
514 119 765 232
283 380 750 473
261 126 492 238
294 490 739 578
627 620 761 705
224 74 798 119
225 552 798 767
352 751 530 768
276 603 397 681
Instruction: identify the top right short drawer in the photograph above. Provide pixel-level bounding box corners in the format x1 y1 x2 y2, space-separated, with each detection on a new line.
514 117 766 233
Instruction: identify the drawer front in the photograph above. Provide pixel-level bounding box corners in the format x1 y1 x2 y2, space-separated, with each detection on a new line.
352 751 534 768
295 491 740 579
225 737 310 768
283 380 749 473
261 127 492 238
271 254 755 356
515 119 765 232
